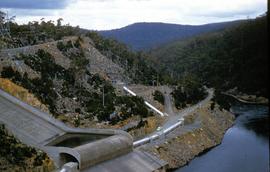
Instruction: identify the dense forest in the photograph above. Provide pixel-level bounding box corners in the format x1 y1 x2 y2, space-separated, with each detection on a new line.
150 14 268 97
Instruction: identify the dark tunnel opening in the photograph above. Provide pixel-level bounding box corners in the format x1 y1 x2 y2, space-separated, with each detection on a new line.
60 153 79 169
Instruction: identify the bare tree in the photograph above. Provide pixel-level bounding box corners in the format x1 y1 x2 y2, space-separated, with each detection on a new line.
0 10 15 37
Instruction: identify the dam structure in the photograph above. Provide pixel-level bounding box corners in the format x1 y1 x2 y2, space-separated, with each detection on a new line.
0 89 167 172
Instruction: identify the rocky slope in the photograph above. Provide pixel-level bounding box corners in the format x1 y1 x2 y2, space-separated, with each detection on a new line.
0 35 162 133
0 36 128 83
139 100 235 169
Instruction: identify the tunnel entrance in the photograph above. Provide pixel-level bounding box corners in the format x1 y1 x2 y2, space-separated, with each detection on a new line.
60 153 79 168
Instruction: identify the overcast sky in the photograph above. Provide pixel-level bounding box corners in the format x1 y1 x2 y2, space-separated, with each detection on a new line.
0 0 267 30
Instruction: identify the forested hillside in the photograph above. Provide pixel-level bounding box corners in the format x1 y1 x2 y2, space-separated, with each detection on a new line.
99 21 240 50
0 14 208 126
0 19 81 49
150 14 268 97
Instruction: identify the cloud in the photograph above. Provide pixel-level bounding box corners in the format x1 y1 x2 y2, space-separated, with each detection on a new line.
0 0 72 9
60 0 267 29
186 0 267 18
0 0 267 30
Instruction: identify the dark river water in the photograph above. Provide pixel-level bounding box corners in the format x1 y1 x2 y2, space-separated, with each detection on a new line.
176 104 269 172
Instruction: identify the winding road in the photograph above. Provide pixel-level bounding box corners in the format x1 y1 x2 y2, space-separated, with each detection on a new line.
132 87 214 147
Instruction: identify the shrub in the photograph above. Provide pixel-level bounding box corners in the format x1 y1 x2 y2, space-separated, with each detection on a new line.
153 90 164 105
0 124 47 166
56 41 65 51
171 75 207 109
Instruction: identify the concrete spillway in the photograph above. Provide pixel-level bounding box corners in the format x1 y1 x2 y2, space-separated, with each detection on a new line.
0 89 167 171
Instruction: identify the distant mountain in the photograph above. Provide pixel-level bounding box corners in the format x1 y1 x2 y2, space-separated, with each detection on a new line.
99 21 242 50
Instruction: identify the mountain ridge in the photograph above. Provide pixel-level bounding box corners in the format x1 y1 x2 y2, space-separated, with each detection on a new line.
99 20 243 50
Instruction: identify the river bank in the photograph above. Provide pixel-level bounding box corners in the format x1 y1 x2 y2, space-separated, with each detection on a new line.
176 104 269 172
138 101 235 170
222 89 269 105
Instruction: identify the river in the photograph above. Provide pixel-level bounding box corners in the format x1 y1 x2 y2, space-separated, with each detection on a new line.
175 104 269 172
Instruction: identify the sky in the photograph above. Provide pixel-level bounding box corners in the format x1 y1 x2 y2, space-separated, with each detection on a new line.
0 0 267 30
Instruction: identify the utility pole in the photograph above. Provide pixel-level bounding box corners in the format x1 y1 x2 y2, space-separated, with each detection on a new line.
6 11 10 35
102 85 105 107
157 73 159 86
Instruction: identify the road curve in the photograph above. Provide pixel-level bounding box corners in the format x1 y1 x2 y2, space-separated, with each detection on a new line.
133 88 214 147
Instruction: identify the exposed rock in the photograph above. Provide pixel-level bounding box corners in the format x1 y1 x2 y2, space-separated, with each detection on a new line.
128 116 164 140
139 101 235 169
224 88 268 105
85 41 130 83
0 36 133 120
